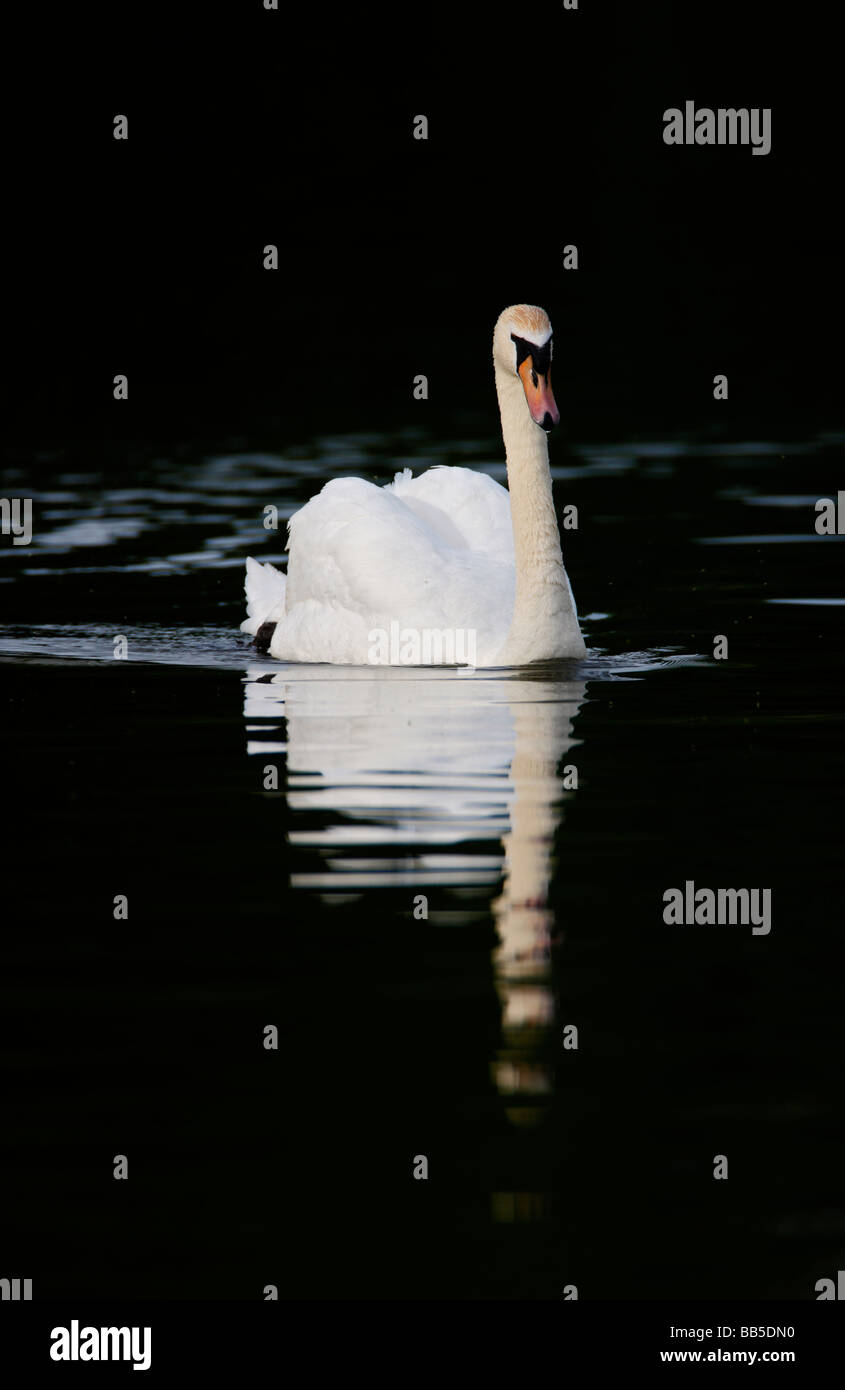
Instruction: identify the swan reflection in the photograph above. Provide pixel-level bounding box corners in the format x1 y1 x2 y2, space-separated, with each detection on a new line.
243 663 586 1161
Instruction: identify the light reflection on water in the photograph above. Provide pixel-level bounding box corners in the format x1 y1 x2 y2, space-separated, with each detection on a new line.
3 428 842 584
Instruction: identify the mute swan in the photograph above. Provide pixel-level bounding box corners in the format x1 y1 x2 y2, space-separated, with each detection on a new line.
241 304 587 665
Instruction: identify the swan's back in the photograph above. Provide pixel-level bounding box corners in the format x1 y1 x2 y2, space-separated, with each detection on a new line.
387 466 513 561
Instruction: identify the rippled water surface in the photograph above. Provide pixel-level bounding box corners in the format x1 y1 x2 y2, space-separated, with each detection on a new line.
2 426 844 1299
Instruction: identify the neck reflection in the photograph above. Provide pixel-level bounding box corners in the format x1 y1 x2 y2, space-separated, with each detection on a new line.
243 663 586 1150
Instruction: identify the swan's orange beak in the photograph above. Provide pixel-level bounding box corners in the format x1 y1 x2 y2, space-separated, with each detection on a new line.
518 358 560 431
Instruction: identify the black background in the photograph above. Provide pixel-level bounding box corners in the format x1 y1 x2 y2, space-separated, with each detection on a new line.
4 0 841 454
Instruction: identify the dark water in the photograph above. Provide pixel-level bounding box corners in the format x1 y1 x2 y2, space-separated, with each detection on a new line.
2 426 844 1299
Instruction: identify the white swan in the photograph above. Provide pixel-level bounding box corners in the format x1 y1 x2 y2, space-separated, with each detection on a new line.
241 304 586 666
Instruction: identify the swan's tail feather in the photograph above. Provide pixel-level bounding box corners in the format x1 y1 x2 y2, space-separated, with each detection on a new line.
240 555 287 638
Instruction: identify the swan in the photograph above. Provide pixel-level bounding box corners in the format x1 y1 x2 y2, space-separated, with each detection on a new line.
240 304 587 666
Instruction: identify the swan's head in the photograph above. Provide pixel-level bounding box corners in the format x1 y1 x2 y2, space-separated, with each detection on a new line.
493 304 560 431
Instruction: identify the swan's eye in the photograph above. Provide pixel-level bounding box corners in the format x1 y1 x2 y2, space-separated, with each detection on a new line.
531 369 538 388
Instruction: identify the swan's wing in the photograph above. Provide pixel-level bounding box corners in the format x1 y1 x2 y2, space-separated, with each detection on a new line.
387 466 513 560
277 475 513 663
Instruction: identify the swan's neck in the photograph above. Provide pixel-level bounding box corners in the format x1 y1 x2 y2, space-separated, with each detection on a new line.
495 364 584 663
